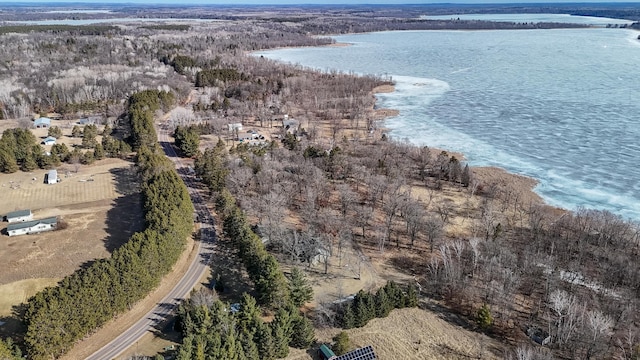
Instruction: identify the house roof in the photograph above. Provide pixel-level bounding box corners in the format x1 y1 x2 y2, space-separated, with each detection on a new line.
334 345 377 360
7 217 57 232
48 169 58 181
43 136 57 142
319 344 335 359
6 209 31 219
34 117 52 125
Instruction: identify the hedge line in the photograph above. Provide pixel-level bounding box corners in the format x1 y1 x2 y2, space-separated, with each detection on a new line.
22 90 193 359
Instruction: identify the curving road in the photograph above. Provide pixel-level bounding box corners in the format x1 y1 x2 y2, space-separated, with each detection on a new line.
87 129 215 360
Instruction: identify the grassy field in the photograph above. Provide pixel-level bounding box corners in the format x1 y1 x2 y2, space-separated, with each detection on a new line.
0 157 143 332
0 278 59 316
285 307 503 360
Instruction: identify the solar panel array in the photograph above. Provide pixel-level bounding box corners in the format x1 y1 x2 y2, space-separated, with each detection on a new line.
334 345 376 360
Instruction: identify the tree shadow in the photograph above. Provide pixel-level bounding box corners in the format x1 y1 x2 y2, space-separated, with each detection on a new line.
207 240 255 303
0 303 28 351
103 166 144 253
147 302 184 353
306 343 324 360
420 300 474 331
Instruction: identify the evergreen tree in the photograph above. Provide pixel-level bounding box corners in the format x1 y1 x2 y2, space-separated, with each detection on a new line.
406 284 418 307
332 331 350 356
48 126 63 139
21 153 37 171
254 322 275 360
236 293 261 333
14 129 37 163
102 124 112 136
0 146 18 173
288 267 313 308
0 338 22 359
374 287 392 318
476 304 493 330
94 143 105 160
51 143 70 162
174 125 200 157
254 255 290 308
340 302 355 329
271 308 292 358
461 163 471 187
238 329 259 360
82 124 98 148
353 291 373 327
82 151 95 165
71 125 82 138
288 314 315 349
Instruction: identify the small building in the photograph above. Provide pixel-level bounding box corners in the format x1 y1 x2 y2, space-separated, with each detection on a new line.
318 344 336 360
42 136 57 146
47 169 58 185
34 117 51 128
6 217 58 237
228 123 243 132
46 113 63 120
5 209 33 223
79 116 101 125
282 118 300 133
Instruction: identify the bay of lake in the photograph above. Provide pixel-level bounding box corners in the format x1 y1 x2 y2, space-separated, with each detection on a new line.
256 16 640 221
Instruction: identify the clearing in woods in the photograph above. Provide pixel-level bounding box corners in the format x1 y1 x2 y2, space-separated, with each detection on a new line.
0 158 143 320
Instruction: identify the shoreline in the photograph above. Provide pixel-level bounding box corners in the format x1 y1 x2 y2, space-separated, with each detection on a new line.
369 82 558 214
260 28 640 222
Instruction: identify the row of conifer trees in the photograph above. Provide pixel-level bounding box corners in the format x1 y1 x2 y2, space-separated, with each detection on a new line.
22 90 194 359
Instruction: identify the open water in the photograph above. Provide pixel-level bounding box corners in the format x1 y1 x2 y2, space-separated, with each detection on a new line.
256 19 640 221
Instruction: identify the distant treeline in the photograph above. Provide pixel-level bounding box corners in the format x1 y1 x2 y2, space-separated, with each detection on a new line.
22 90 194 360
300 18 589 35
139 24 191 31
0 25 119 35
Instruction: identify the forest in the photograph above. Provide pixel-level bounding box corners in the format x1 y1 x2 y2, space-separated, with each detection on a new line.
0 4 639 360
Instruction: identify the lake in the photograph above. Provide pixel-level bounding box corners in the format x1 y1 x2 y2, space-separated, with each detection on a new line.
256 22 640 221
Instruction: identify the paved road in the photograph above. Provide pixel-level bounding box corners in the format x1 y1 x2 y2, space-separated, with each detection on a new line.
87 129 215 360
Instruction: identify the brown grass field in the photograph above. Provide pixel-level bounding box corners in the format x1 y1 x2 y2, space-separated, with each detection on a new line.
283 307 502 360
0 157 142 320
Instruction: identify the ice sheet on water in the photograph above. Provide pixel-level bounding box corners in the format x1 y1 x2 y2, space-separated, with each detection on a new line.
260 29 640 221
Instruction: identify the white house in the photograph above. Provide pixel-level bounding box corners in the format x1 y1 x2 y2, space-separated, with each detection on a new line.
5 209 33 223
42 136 57 146
6 217 58 237
47 169 58 185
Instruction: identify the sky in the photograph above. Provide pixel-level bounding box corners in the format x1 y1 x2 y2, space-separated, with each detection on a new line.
9 0 640 4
